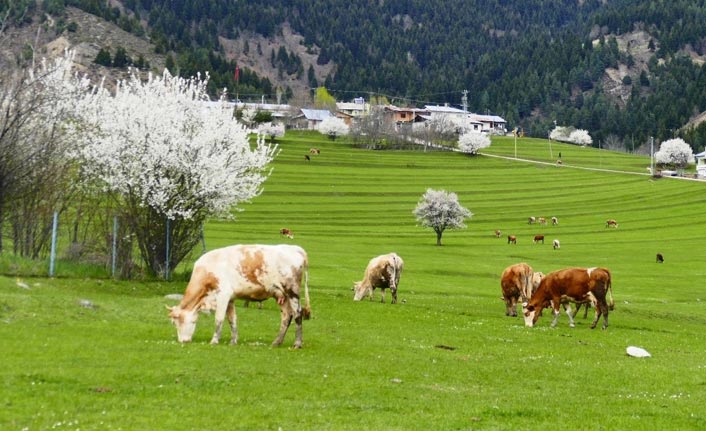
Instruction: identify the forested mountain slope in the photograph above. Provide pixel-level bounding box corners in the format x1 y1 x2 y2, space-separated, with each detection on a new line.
3 0 706 150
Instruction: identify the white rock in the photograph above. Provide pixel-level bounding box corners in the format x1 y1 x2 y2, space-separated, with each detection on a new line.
626 346 651 358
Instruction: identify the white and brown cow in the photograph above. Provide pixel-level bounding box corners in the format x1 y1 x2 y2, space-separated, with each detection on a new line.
605 219 618 228
353 253 404 304
523 267 614 329
500 263 535 317
167 244 311 348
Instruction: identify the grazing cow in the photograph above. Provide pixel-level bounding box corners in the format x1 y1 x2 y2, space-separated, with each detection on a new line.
304 155 311 161
538 217 547 225
553 239 560 249
656 253 664 263
353 253 404 304
167 244 311 348
533 235 545 244
500 263 534 317
523 267 614 329
551 216 558 225
309 148 321 154
528 217 536 224
605 219 618 228
494 229 502 238
279 228 294 239
507 235 517 244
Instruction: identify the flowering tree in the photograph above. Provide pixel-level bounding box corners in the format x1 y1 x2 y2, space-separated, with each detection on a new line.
413 188 473 246
568 129 592 146
319 116 349 140
258 122 285 141
550 126 593 146
458 132 491 154
654 138 695 169
67 69 277 277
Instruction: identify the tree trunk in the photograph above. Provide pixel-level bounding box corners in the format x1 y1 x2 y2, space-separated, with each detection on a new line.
435 229 443 246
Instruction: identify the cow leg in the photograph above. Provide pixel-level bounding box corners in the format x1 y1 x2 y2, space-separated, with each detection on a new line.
564 304 576 327
211 298 230 345
550 307 561 327
272 301 293 347
379 289 385 303
507 296 518 317
391 287 398 304
292 312 304 349
226 300 238 345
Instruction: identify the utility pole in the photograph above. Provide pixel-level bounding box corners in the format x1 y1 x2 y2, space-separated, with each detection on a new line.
650 136 654 175
461 90 468 112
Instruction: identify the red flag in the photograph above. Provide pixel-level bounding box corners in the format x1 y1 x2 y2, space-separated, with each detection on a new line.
234 66 240 82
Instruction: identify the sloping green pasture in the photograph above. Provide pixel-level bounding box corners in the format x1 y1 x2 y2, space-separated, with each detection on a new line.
1 132 705 430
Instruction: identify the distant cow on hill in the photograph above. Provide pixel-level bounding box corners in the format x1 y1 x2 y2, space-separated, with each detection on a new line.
553 239 560 249
533 235 545 244
528 217 536 224
656 253 664 263
605 219 618 228
551 216 558 225
507 235 517 244
280 228 294 239
494 229 502 238
309 148 321 154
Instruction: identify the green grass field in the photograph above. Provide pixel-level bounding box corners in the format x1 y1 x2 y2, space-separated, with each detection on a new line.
2 132 706 430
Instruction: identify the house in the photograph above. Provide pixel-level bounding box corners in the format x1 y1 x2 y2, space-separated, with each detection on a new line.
336 98 369 120
384 106 428 125
424 104 506 134
291 109 333 130
696 150 706 178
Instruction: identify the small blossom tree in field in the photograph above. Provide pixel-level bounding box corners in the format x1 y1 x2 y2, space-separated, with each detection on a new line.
413 188 473 246
319 116 349 140
68 69 276 277
258 122 285 141
458 132 491 154
654 138 695 169
550 126 593 146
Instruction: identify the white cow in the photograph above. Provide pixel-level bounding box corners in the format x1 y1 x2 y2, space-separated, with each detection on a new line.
353 253 404 304
167 244 311 348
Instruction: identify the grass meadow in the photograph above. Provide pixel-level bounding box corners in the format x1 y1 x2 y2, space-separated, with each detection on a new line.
2 131 706 430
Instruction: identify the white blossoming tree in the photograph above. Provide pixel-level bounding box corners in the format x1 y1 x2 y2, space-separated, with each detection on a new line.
413 188 473 246
458 132 491 154
654 138 695 169
67 69 277 277
258 122 285 141
319 116 349 140
568 129 593 146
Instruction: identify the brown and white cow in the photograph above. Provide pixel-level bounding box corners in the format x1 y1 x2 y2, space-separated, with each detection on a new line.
507 235 517 244
500 263 535 317
167 244 311 348
309 148 321 154
551 216 559 225
605 219 618 228
279 228 294 239
353 253 404 304
494 229 502 238
523 267 614 329
538 217 547 225
528 217 536 224
533 234 545 244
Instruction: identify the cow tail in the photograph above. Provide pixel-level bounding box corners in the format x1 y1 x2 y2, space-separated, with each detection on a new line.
607 276 615 311
302 262 311 320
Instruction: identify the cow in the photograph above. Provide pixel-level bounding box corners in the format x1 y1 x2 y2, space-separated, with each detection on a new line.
553 239 560 249
533 234 545 244
551 216 559 225
522 267 614 329
304 155 311 161
500 263 534 317
656 253 664 263
494 229 502 238
507 235 517 244
167 244 311 348
606 219 618 228
528 217 536 224
279 228 294 239
538 217 547 225
353 253 404 304
309 148 321 154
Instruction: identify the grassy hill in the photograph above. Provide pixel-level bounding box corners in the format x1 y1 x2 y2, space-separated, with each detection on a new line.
1 133 705 430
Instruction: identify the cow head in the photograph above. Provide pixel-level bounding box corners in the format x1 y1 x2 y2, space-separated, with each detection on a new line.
522 303 540 327
353 281 370 301
167 305 200 343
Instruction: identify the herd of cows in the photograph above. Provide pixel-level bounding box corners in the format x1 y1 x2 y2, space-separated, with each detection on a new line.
167 215 619 347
